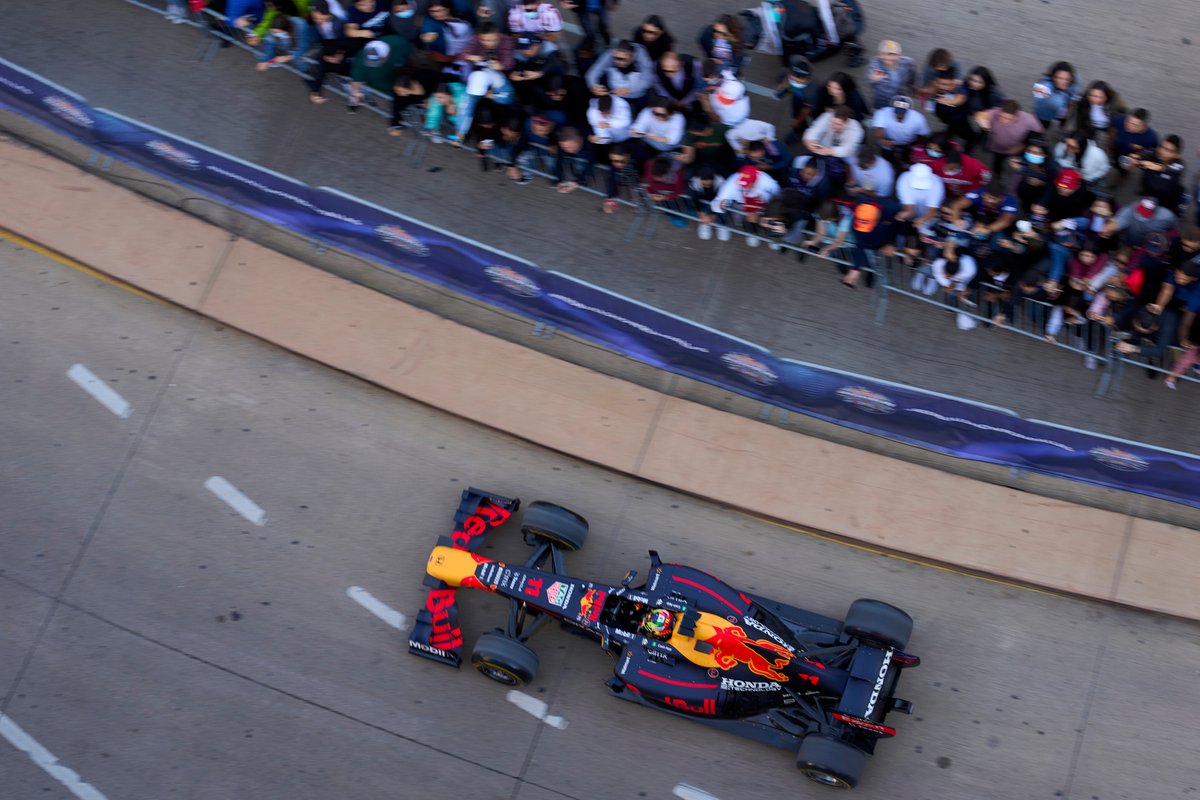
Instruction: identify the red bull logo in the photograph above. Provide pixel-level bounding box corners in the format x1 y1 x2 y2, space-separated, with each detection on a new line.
577 589 606 622
704 623 795 682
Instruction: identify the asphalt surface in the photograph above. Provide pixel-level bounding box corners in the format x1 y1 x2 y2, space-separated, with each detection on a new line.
4 239 1200 800
1 0 1199 458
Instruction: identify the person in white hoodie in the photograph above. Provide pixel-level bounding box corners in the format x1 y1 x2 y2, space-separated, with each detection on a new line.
709 73 751 127
586 94 632 157
629 98 686 158
711 165 780 247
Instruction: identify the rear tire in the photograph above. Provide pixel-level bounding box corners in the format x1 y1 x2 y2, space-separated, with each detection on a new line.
844 599 913 650
796 735 865 789
521 501 589 551
470 631 539 687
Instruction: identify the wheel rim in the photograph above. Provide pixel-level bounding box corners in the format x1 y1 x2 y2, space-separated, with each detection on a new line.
477 663 521 685
801 769 849 788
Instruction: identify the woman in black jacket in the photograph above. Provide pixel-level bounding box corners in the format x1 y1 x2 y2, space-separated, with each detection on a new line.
814 72 869 121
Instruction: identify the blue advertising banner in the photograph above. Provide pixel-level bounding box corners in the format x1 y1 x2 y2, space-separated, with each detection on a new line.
2 57 1197 507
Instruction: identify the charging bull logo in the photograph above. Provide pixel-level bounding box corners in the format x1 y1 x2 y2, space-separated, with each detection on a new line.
704 624 795 682
577 589 606 623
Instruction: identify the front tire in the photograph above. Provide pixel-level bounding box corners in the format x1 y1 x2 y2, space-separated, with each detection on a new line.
470 631 539 686
844 598 913 650
796 735 866 789
521 501 589 551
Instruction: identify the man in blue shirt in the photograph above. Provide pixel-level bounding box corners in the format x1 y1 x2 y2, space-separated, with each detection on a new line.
871 95 929 164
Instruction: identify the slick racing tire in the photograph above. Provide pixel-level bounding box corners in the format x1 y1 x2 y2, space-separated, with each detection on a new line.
520 501 589 551
844 598 913 650
470 631 539 687
795 735 866 790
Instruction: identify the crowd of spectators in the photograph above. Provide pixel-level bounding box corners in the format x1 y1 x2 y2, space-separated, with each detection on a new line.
172 0 1200 386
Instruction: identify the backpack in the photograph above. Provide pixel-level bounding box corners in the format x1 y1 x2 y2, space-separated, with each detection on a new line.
830 0 857 40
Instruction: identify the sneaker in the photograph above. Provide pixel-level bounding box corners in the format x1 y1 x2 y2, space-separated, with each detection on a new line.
1084 356 1098 370
603 198 618 213
768 241 781 251
746 236 761 248
1165 377 1178 390
515 174 532 186
698 223 713 240
668 215 687 229
428 133 446 144
716 226 731 242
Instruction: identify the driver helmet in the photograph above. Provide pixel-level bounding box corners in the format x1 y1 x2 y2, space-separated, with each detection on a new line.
641 608 675 639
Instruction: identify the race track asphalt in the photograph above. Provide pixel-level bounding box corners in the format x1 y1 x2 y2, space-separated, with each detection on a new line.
2 0 1200 455
3 239 1198 799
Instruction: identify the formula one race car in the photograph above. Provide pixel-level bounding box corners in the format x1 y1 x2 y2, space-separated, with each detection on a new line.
409 489 919 790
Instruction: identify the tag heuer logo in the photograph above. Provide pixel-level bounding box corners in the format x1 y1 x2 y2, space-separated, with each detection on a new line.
547 581 572 608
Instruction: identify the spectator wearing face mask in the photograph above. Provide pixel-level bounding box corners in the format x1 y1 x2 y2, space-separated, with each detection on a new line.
775 57 816 144
508 0 563 43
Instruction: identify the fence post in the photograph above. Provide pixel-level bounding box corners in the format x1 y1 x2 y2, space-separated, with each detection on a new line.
873 252 890 324
1093 326 1116 398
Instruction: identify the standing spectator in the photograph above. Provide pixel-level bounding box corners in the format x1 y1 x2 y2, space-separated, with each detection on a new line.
1133 134 1187 214
775 57 816 144
678 112 731 175
1010 136 1055 211
458 21 515 75
803 106 865 160
697 14 746 75
515 113 558 182
1053 131 1110 187
930 69 971 147
814 72 870 121
896 163 945 236
629 98 685 162
227 0 267 33
554 126 594 193
602 145 641 213
846 143 896 201
643 156 689 227
632 15 674 63
511 36 565 109
455 63 515 142
388 66 426 134
712 165 781 247
561 0 612 48
961 66 1004 151
1073 80 1124 146
653 51 703 113
980 99 1043 177
586 40 654 112
690 166 728 241
935 148 991 197
508 0 563 43
709 74 751 127
866 39 916 110
383 0 421 41
841 196 900 288
420 1 474 65
1110 197 1178 246
952 181 1019 235
871 95 929 163
1108 108 1158 185
344 0 391 43
927 239 978 304
1032 61 1080 129
305 1 350 105
918 47 959 102
586 94 632 155
422 80 466 142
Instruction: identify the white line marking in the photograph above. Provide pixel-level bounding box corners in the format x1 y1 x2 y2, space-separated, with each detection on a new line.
346 586 408 630
673 785 721 800
204 476 266 526
506 690 568 729
66 364 131 418
0 714 109 800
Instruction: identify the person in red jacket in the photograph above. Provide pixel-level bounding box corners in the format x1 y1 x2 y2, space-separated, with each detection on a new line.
643 155 688 228
933 148 990 197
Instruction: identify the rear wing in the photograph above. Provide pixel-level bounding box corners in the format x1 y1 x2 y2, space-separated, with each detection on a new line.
408 487 520 667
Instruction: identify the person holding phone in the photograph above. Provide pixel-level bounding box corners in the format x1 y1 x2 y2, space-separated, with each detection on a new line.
866 40 916 111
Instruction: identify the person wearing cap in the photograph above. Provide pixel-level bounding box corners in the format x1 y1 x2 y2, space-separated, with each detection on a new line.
1040 167 1094 223
711 165 781 247
708 74 751 128
895 163 945 234
585 40 654 110
866 39 916 110
458 21 515 74
348 35 412 110
871 95 929 162
1053 131 1110 187
1109 197 1178 247
508 0 563 43
774 57 816 144
510 35 564 108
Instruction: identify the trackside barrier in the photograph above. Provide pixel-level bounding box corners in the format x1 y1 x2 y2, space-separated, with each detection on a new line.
3 54 1199 509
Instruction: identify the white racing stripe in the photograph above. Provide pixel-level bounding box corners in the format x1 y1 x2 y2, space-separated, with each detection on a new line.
346 586 408 630
505 690 568 729
66 364 132 418
673 784 722 800
204 476 267 526
0 714 109 800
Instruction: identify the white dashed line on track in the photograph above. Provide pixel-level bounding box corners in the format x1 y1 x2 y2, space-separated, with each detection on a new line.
346 586 408 630
66 363 131 418
673 784 722 800
204 476 266 526
0 714 109 800
506 690 568 729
